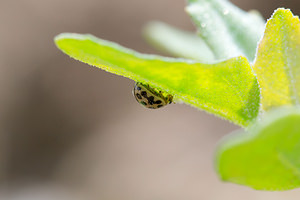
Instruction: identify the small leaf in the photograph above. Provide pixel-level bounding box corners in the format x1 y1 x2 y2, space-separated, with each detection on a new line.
253 9 300 112
55 33 259 127
143 21 215 62
186 0 265 61
216 107 300 190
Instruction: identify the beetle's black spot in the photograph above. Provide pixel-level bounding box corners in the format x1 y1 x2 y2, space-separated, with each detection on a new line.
155 100 162 104
136 86 141 91
148 96 154 100
135 93 142 99
141 101 147 106
141 91 147 97
157 105 163 108
148 96 154 105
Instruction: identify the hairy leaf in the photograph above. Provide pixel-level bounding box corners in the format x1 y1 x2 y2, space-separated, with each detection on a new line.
55 33 259 127
253 9 300 112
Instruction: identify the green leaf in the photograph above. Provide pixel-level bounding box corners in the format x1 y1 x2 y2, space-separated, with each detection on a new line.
54 33 259 127
216 107 300 190
186 0 265 61
253 9 300 112
143 21 215 62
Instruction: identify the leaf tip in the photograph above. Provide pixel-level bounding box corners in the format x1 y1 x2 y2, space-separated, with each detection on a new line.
54 33 75 49
270 8 296 20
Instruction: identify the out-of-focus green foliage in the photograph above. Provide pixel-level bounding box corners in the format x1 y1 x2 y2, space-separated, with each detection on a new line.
216 107 300 190
143 21 215 62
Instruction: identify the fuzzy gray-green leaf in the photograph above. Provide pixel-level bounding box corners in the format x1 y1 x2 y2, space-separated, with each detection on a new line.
186 0 265 61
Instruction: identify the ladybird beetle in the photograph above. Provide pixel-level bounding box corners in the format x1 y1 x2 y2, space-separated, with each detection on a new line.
133 82 172 109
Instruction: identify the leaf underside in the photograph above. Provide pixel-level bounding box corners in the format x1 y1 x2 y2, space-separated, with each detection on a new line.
55 33 259 127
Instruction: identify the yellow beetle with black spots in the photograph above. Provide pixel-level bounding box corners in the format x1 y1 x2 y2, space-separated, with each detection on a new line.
133 82 173 109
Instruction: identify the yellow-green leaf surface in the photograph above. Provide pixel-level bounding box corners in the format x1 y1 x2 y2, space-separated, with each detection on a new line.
55 33 259 127
143 21 215 62
186 0 265 61
216 107 300 190
253 9 300 112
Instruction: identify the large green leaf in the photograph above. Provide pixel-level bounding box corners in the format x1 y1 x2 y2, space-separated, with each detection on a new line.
186 0 265 61
143 21 215 62
253 9 300 112
216 107 300 190
55 33 259 127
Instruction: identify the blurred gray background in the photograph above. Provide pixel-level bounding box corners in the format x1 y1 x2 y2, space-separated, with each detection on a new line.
0 0 300 199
